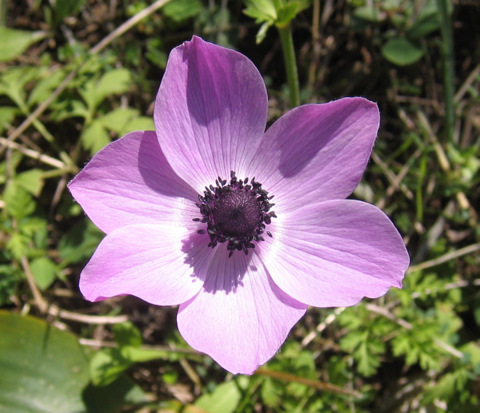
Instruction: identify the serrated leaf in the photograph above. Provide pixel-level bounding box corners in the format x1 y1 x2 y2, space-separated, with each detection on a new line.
29 257 57 290
16 169 44 197
3 181 36 220
119 116 154 136
94 69 132 108
0 28 47 62
99 107 139 134
27 69 66 108
381 37 424 66
81 119 111 154
6 233 30 260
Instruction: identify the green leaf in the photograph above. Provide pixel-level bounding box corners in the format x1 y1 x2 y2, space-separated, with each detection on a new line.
0 311 90 413
3 181 36 220
27 69 66 108
6 233 31 260
195 380 245 413
353 6 385 22
0 106 18 134
52 0 87 26
163 0 203 22
113 322 142 347
94 69 132 108
90 348 131 387
16 169 45 197
58 220 104 265
121 116 154 135
81 119 111 154
244 0 278 23
381 36 424 66
82 375 150 413
98 107 139 134
29 257 57 290
0 28 47 62
90 345 168 386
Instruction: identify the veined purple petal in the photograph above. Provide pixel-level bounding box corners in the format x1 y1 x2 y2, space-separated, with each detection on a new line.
154 36 268 192
80 224 210 305
248 98 379 212
177 247 307 375
263 200 409 307
68 131 198 234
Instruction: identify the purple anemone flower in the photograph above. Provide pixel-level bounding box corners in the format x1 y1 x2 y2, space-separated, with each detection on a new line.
69 36 409 374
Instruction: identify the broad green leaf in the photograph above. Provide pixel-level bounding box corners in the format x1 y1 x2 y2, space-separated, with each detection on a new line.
0 312 148 413
244 0 278 23
16 169 44 197
113 321 142 347
29 257 57 290
195 380 246 413
163 0 203 22
81 119 111 154
90 346 168 386
90 348 131 387
0 311 90 413
381 36 424 66
0 28 47 62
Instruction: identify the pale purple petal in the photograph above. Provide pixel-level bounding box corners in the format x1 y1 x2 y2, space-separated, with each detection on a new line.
68 131 198 234
154 36 268 192
177 247 307 374
248 98 380 212
262 200 409 307
80 224 210 305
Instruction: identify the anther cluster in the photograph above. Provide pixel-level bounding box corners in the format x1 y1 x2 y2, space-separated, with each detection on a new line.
194 171 276 257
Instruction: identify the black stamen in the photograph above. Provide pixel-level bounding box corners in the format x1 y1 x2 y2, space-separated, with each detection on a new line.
194 171 276 257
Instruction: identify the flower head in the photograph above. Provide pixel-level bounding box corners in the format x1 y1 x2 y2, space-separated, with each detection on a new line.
69 36 409 374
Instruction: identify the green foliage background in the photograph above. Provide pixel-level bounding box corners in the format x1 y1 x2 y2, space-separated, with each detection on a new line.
0 0 479 411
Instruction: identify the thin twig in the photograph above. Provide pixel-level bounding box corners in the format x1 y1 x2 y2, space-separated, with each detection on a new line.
20 256 48 313
0 136 66 169
255 367 362 398
408 243 480 273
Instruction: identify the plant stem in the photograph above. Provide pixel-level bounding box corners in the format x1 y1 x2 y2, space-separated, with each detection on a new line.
436 0 455 143
277 23 300 108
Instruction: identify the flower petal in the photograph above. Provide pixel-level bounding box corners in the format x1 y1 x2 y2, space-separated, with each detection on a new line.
68 131 198 234
249 98 380 212
154 36 268 192
177 247 307 374
80 224 208 305
262 200 409 307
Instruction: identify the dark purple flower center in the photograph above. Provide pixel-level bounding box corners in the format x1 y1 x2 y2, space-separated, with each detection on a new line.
194 171 276 257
